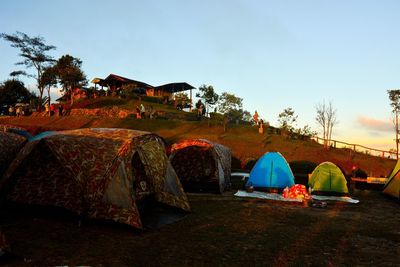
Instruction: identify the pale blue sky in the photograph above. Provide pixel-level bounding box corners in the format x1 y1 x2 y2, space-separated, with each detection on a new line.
1 0 400 150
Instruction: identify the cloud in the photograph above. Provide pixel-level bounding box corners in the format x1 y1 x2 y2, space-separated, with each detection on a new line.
357 116 393 132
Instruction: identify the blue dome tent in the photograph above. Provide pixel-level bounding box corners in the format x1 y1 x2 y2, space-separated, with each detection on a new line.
246 152 295 191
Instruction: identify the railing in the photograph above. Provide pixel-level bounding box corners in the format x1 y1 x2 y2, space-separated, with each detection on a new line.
310 136 398 159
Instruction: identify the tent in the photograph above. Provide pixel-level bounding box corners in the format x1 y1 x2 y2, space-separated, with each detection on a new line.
308 162 349 196
0 132 27 178
169 139 231 193
383 160 400 199
246 152 295 191
0 128 190 229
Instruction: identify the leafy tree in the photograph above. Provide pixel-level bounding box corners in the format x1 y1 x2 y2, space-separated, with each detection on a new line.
217 92 244 132
315 100 338 149
196 84 219 116
388 89 400 159
242 110 252 122
218 92 243 115
174 92 190 103
40 66 58 105
1 31 56 110
0 79 32 106
278 107 298 133
54 54 87 104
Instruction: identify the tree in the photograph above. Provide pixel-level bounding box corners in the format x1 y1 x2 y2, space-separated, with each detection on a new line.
1 32 56 111
40 66 58 106
278 107 298 134
0 79 32 106
315 101 338 149
54 54 87 104
196 85 219 116
218 92 244 132
174 92 190 104
387 89 400 159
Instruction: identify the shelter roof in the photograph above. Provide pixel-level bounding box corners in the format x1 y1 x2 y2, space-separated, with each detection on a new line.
103 74 153 88
155 82 195 93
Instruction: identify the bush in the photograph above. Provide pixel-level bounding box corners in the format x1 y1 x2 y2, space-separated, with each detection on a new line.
289 160 318 175
354 168 368 178
141 96 164 104
231 156 242 169
244 158 257 170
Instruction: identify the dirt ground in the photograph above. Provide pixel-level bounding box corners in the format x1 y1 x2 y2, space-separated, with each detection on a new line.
0 189 399 267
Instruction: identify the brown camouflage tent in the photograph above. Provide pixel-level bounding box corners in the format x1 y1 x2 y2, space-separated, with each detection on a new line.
0 131 27 178
0 128 190 229
169 139 231 193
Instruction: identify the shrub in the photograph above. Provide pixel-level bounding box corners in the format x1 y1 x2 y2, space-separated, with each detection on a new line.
231 156 242 169
289 160 318 175
244 158 257 170
354 168 368 178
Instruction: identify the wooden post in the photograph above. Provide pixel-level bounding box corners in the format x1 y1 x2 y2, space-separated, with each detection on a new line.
190 88 192 112
397 109 399 160
353 144 356 152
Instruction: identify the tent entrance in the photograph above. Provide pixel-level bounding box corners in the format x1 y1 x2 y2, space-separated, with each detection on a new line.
131 152 156 213
170 146 219 193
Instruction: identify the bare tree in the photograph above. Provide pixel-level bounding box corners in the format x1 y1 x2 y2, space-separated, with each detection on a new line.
315 100 338 149
327 101 338 143
387 89 400 159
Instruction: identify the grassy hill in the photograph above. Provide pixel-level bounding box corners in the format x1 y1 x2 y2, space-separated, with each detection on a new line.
0 97 396 177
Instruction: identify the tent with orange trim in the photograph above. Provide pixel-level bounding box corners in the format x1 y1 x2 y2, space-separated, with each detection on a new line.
0 128 190 229
169 139 231 193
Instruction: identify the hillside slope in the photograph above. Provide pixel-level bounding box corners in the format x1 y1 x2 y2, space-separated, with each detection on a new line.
0 114 395 177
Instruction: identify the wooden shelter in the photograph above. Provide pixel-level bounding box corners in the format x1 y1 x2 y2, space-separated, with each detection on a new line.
92 74 153 95
91 74 195 109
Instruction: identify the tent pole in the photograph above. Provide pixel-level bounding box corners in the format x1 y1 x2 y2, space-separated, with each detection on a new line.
270 161 273 188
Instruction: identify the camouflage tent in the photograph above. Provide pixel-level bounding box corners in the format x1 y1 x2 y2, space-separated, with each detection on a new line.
0 132 27 178
0 128 190 229
169 139 231 193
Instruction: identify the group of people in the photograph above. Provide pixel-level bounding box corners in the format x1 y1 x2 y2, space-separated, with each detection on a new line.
136 104 154 119
44 103 64 117
8 105 25 117
253 110 265 134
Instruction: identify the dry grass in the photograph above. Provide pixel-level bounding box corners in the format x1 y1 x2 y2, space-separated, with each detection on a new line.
1 190 399 266
0 114 395 176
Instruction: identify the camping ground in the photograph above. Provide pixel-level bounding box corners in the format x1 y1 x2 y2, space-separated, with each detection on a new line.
0 99 399 266
0 190 399 266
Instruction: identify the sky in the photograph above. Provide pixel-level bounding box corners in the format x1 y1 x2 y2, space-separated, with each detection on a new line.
1 0 400 151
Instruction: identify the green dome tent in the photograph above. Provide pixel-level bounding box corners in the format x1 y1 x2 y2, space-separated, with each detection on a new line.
309 162 349 196
383 159 400 199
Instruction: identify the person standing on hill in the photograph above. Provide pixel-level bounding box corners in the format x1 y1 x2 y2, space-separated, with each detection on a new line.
136 106 141 119
58 104 63 116
140 104 146 119
8 105 14 116
258 119 264 134
253 110 259 126
50 104 55 116
45 102 50 116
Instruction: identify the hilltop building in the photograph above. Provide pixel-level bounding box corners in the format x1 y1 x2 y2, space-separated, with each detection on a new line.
91 74 195 106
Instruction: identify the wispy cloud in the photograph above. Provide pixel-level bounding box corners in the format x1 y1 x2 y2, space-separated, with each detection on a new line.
357 116 393 132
